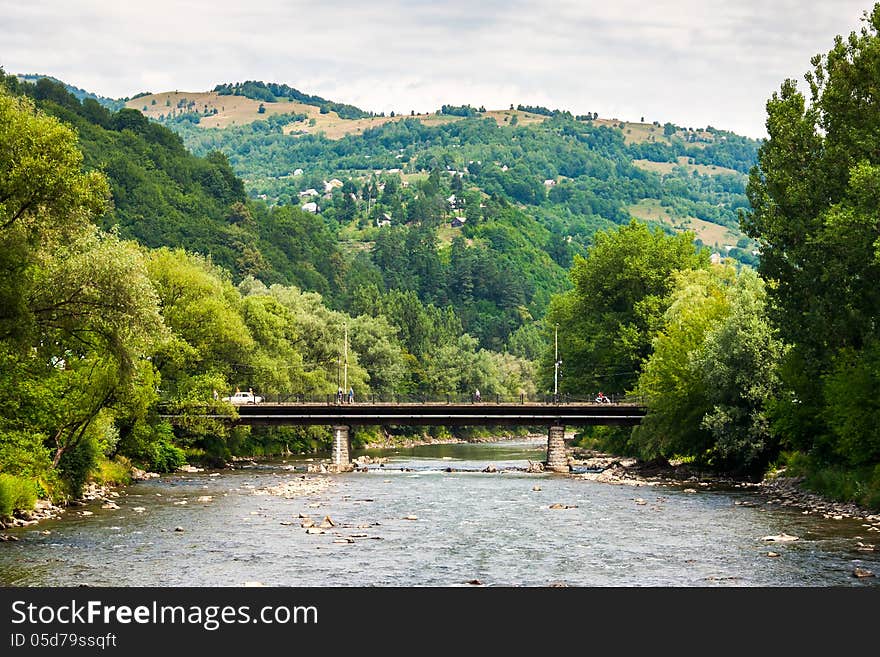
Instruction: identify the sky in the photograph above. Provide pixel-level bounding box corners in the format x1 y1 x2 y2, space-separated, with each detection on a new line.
1 0 874 138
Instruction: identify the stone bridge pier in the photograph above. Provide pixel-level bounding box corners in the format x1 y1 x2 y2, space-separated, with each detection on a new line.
545 425 569 473
329 425 354 473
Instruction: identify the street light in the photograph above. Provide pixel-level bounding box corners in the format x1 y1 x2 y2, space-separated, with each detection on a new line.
554 323 561 403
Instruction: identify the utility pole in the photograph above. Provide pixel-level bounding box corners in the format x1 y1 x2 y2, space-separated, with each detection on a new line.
343 322 348 394
554 323 560 403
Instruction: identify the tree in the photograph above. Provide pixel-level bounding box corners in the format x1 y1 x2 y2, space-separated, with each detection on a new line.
544 220 708 395
742 4 880 466
634 267 786 473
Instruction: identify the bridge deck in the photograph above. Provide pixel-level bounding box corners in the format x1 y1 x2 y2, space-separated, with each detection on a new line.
205 402 647 427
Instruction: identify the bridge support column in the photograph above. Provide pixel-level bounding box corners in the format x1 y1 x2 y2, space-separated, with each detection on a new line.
545 425 569 473
329 425 353 473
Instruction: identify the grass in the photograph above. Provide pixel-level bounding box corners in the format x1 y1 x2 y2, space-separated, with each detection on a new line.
632 157 743 177
91 457 132 487
126 91 306 128
627 199 740 249
778 452 880 510
0 473 37 518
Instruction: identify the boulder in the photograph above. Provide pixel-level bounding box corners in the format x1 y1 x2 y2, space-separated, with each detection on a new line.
853 567 875 578
174 526 185 532
319 516 336 529
483 464 497 473
760 533 799 542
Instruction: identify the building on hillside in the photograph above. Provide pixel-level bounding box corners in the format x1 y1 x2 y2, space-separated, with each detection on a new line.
299 188 319 198
301 202 318 213
710 252 722 265
293 168 304 176
324 179 344 193
544 179 556 187
451 216 467 228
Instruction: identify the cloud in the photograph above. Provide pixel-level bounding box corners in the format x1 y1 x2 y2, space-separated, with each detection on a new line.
0 0 872 137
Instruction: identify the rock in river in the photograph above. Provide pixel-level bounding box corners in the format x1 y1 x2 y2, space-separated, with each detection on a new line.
760 533 799 542
853 567 874 578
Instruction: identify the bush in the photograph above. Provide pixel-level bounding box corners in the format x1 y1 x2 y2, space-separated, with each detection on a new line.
57 436 100 498
0 430 54 480
92 457 132 487
118 421 186 473
0 474 37 518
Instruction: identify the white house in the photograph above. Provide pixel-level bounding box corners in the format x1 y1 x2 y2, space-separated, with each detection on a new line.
293 168 304 176
299 188 319 198
324 179 344 193
301 202 318 213
710 252 722 265
544 179 556 187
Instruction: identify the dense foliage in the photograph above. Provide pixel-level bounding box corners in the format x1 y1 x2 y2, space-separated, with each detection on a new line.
0 77 536 513
741 4 880 503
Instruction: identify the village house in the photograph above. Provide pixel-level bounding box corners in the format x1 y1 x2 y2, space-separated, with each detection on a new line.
299 188 319 198
324 179 344 193
301 202 318 213
451 216 467 228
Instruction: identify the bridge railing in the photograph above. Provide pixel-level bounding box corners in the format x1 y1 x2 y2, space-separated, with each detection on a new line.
235 392 645 405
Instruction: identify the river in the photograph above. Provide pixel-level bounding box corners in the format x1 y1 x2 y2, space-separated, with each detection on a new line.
1 438 878 586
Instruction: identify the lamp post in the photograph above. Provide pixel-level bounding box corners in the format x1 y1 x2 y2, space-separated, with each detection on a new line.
343 322 348 395
554 323 560 403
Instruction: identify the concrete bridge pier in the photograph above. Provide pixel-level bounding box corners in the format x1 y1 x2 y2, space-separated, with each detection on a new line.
329 425 354 473
545 425 569 473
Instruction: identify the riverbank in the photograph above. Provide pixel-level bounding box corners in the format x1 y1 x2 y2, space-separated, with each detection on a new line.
0 481 121 534
569 448 880 523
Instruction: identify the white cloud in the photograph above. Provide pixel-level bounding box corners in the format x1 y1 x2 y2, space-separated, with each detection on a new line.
0 0 873 137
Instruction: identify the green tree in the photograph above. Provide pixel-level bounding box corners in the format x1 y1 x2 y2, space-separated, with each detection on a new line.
742 4 880 466
634 267 786 472
544 220 708 395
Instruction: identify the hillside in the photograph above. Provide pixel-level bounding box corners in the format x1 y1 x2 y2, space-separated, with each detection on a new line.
154 86 758 258
7 73 761 355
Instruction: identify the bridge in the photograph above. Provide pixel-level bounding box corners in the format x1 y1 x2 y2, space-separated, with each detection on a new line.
165 400 647 473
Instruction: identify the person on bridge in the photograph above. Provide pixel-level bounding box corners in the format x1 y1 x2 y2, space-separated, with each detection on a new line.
474 388 481 403
348 387 354 404
337 387 343 404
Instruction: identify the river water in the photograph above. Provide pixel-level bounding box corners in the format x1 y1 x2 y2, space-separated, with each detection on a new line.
1 438 878 587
